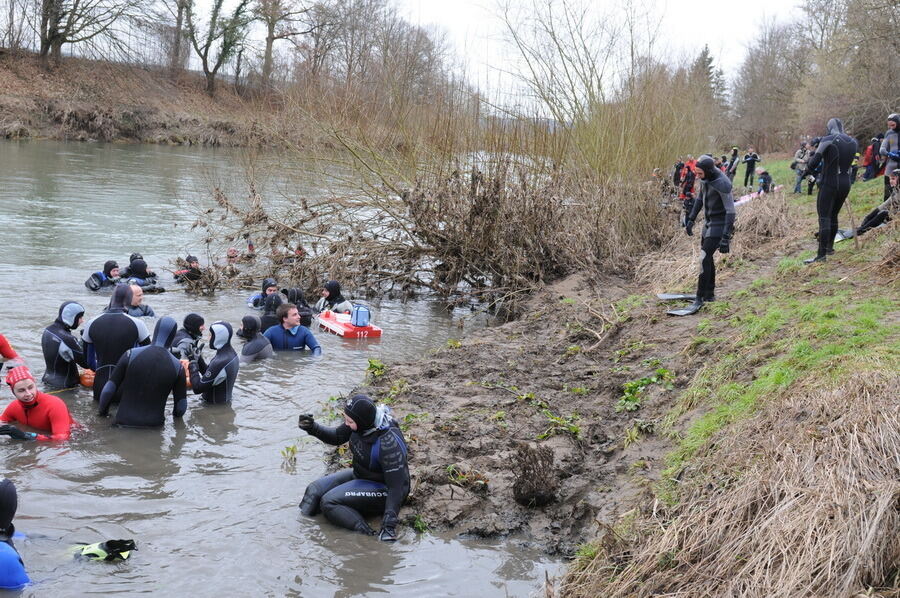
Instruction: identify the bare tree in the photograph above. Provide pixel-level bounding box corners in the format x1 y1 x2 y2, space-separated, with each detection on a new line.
30 0 141 68
158 0 191 71
186 0 251 96
292 0 338 82
2 0 29 51
253 0 315 89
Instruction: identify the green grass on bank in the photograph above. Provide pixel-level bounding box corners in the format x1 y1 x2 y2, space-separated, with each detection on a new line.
657 160 898 503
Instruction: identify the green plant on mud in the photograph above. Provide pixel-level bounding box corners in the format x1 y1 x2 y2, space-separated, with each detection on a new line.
616 369 675 412
281 443 298 471
446 464 489 490
322 394 345 419
537 409 581 440
412 515 430 534
366 358 386 380
623 419 655 448
560 297 576 305
382 379 409 405
446 338 462 349
400 412 430 432
613 340 651 362
564 344 582 358
564 384 590 395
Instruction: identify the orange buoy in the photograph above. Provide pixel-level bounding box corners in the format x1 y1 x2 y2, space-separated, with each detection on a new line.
80 369 95 388
181 360 192 389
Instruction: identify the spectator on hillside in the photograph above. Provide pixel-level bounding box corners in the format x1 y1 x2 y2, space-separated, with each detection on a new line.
793 142 810 193
742 147 761 188
879 113 900 201
862 138 878 181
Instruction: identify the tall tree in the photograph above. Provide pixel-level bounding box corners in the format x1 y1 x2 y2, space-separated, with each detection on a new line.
253 0 315 89
32 0 140 68
186 0 252 96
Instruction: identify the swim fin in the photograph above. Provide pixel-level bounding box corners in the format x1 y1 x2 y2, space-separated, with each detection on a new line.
667 300 703 317
657 293 696 301
72 539 136 561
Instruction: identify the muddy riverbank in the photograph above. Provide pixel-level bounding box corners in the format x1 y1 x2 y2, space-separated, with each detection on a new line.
0 53 292 147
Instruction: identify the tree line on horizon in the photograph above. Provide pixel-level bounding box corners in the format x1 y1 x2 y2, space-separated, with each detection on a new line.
0 0 897 154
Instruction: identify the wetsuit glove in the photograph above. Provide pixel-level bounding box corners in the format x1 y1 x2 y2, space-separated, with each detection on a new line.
684 220 694 236
298 414 315 431
0 425 37 440
378 526 397 542
719 237 731 254
888 151 900 160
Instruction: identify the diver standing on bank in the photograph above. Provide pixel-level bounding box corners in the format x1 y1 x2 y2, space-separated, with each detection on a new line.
801 117 858 263
675 155 736 316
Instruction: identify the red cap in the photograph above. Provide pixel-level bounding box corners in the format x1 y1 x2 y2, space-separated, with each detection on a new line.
5 366 34 388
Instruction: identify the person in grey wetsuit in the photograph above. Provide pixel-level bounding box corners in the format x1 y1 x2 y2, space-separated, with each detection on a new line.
187 321 239 404
236 316 273 364
41 301 89 389
684 155 736 312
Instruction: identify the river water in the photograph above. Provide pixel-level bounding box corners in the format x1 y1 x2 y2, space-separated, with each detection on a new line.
0 140 559 596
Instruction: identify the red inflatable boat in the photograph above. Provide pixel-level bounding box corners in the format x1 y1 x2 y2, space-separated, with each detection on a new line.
316 311 383 338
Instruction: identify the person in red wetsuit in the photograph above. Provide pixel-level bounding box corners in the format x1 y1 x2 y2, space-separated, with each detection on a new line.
0 335 24 368
0 367 75 442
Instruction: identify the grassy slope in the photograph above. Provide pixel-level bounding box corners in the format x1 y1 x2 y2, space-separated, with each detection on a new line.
562 160 899 595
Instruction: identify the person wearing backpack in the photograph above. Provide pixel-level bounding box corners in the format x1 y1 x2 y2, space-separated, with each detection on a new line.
298 395 410 541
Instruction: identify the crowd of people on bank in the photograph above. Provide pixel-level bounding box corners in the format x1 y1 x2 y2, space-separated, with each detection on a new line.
0 259 409 588
653 113 898 316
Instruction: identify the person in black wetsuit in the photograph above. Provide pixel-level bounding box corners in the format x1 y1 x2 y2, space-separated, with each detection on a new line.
187 321 238 404
82 285 151 401
98 317 187 428
281 288 313 327
855 168 900 236
259 293 283 332
298 395 409 541
41 301 89 389
801 117 858 263
236 315 274 364
122 259 162 292
248 278 278 309
124 284 155 318
170 313 205 362
120 253 152 279
174 255 203 284
684 155 736 312
84 260 120 291
742 147 761 188
0 478 29 591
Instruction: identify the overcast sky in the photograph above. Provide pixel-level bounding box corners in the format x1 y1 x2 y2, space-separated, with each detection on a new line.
397 0 802 98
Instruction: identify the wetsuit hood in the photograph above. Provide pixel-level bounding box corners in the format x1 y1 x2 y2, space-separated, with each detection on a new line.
209 321 233 350
56 301 85 330
889 114 900 131
695 155 721 181
344 394 377 430
261 277 278 294
281 287 308 307
129 253 143 263
826 118 845 136
129 259 149 278
108 285 133 312
324 280 345 304
262 292 283 315
102 260 119 277
183 313 205 338
152 316 178 348
0 478 16 534
238 315 260 338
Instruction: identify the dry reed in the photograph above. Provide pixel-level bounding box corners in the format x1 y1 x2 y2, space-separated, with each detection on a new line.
562 371 900 598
